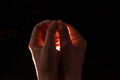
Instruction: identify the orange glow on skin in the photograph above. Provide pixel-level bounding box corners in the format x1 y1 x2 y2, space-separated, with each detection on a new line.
55 23 80 51
55 31 60 51
36 22 80 51
30 22 81 80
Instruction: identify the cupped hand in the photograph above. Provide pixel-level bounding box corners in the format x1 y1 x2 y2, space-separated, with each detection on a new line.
28 20 58 80
57 20 87 80
28 20 87 80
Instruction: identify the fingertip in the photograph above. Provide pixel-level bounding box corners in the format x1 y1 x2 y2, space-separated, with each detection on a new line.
44 20 58 47
50 20 57 26
34 20 51 29
29 20 52 47
57 20 68 34
47 20 57 33
57 20 72 47
57 19 63 23
57 20 65 26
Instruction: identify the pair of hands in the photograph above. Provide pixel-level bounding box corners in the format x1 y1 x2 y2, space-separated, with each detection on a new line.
28 20 87 80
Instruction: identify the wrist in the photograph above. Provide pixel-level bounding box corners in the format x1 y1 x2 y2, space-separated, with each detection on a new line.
64 72 82 80
65 76 82 80
38 75 57 80
37 71 57 80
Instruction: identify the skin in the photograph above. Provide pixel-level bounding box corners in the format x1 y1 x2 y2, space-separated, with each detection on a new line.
28 20 87 80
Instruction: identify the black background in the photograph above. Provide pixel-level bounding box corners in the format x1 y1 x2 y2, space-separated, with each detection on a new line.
0 0 120 80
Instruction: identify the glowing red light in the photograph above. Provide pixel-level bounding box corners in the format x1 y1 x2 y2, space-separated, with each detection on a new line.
55 31 60 51
38 22 79 51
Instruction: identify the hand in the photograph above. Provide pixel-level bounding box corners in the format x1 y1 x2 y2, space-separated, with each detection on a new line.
28 20 87 80
28 20 58 80
57 20 87 80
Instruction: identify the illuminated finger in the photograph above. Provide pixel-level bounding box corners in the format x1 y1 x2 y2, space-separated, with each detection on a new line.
44 21 57 48
66 24 87 47
29 20 51 48
57 20 72 48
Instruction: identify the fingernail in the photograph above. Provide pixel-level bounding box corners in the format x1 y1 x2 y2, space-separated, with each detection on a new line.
48 21 58 31
57 20 64 24
49 21 56 26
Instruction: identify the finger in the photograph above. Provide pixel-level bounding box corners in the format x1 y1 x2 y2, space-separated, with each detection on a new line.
57 20 72 47
66 24 87 47
29 20 51 48
44 21 57 48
